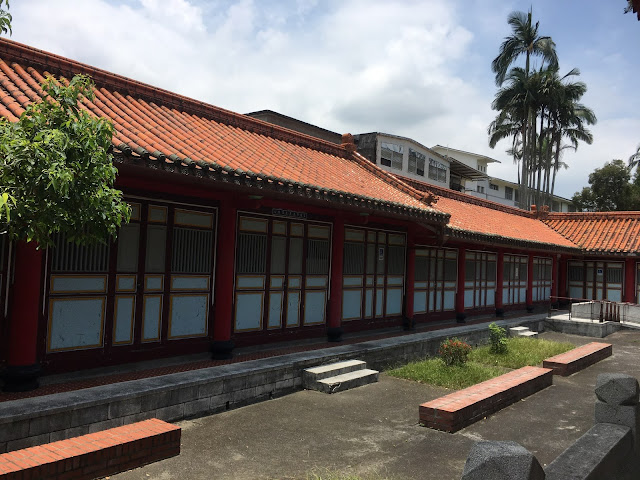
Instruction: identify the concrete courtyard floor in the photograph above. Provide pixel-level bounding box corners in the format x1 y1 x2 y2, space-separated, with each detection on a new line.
113 329 640 480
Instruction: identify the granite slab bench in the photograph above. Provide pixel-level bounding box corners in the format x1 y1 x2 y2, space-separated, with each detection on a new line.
543 342 612 377
0 418 180 479
419 366 553 433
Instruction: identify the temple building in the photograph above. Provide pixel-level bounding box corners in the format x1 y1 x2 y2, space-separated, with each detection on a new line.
0 38 638 390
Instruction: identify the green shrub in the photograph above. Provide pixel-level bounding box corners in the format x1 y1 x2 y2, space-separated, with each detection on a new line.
438 337 472 366
488 322 508 354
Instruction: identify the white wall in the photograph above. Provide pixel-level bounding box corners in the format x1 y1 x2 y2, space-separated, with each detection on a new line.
376 135 450 188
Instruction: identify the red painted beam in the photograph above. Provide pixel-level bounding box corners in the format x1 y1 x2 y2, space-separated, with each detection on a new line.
526 254 534 309
212 199 236 358
404 224 416 324
3 241 43 391
624 257 636 303
456 247 466 322
327 216 344 341
495 249 504 315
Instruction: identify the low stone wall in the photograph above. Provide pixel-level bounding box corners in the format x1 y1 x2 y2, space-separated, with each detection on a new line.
544 316 620 338
461 373 640 480
0 318 542 453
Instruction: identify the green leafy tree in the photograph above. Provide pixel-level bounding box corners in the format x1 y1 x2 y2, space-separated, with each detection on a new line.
571 159 639 211
0 74 130 247
0 0 10 36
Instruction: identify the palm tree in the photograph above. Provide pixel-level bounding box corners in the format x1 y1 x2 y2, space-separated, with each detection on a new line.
544 68 596 204
628 144 640 170
490 9 557 208
489 67 542 206
491 10 558 87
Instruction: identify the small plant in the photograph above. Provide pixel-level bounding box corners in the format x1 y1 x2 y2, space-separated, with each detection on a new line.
489 322 508 354
439 337 472 366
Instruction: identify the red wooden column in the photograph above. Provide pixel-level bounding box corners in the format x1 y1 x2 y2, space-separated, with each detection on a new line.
212 199 236 359
495 249 504 317
624 257 636 303
526 253 534 312
456 247 466 323
3 241 43 392
558 256 568 303
403 224 416 330
551 255 559 306
327 216 344 341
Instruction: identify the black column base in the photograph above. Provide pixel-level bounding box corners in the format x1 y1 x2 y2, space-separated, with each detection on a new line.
526 304 534 313
456 312 467 323
211 340 235 360
402 316 416 331
327 327 343 342
495 308 505 318
1 363 42 392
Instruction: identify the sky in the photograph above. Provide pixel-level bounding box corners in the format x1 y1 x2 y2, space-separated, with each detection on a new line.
9 0 640 199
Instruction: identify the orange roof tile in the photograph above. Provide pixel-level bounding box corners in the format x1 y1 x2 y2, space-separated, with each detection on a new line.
544 212 640 254
0 38 444 223
403 179 579 250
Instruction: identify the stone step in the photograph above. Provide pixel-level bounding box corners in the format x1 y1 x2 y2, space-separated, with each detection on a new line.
519 331 539 338
316 369 379 394
302 360 367 388
509 326 529 334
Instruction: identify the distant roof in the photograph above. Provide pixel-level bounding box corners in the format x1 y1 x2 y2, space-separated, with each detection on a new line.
402 178 578 251
544 212 640 254
244 109 342 144
432 145 501 164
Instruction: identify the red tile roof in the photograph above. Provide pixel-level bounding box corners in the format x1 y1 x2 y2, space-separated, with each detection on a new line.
0 38 444 223
544 212 640 254
403 179 579 250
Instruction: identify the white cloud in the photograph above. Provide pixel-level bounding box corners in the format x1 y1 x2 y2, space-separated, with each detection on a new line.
7 0 639 202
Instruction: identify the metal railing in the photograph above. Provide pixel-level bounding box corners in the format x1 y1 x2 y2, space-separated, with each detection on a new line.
549 296 640 324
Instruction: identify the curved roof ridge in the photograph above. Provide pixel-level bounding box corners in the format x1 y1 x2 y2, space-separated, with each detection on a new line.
547 211 640 219
0 37 351 159
402 178 535 218
350 151 442 210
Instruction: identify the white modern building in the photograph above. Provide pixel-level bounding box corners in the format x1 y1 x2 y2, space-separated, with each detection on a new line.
353 133 488 191
431 145 573 212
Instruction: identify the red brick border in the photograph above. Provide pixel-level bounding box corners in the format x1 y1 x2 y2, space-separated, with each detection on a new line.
543 342 612 376
419 366 553 433
0 418 180 479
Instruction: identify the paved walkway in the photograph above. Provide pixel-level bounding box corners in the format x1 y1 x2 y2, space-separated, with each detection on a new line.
110 329 640 480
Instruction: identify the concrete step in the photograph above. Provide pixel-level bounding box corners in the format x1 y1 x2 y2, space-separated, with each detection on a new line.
302 360 366 388
509 326 529 335
316 369 379 394
519 331 539 338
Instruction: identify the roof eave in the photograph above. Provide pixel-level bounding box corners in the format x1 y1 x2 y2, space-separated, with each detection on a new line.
114 151 450 225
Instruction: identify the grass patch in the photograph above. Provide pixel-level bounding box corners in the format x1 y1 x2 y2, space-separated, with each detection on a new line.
301 469 397 480
386 358 508 390
469 337 575 369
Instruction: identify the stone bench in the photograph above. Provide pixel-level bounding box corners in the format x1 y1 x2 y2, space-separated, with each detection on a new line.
419 366 553 433
543 342 612 377
0 418 180 479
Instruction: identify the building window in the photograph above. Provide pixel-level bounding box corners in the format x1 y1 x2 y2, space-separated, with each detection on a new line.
477 185 485 194
552 201 559 212
505 186 513 200
489 183 499 191
380 142 403 170
428 158 447 182
408 149 426 176
477 164 486 173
